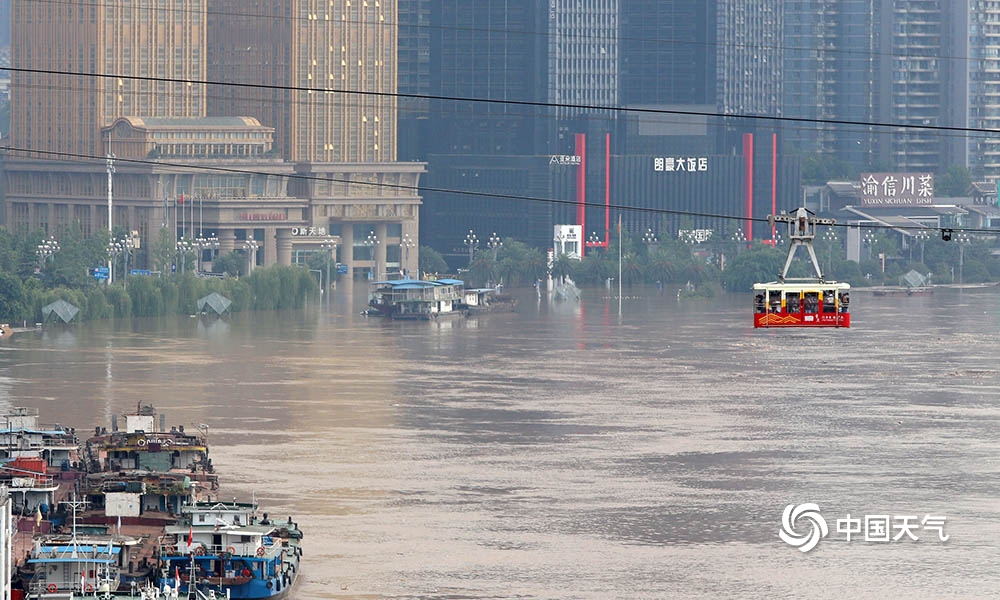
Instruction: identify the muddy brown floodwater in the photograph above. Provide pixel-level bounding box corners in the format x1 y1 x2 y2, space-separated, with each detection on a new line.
3 283 1000 599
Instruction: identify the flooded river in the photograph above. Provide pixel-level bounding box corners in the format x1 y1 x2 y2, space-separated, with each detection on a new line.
2 282 1000 598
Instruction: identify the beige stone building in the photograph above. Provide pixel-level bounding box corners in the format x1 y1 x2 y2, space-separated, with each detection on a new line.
5 0 423 277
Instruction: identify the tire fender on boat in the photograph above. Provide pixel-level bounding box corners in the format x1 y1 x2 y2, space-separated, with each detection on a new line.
256 546 266 557
47 584 57 593
226 546 236 554
85 584 94 593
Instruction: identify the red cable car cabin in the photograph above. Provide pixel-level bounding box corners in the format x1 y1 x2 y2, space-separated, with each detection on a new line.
753 282 850 328
753 209 851 328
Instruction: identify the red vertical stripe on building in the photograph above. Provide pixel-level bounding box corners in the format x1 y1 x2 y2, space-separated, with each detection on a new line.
743 133 754 240
576 133 586 242
605 132 611 247
772 133 777 240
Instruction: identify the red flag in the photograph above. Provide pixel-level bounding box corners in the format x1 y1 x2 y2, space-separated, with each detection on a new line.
178 193 185 205
187 524 193 549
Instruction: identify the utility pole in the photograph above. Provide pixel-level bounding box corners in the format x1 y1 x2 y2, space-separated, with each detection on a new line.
106 144 115 284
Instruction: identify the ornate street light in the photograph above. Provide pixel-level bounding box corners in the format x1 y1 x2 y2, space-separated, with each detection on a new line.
242 238 260 275
320 239 337 294
120 235 137 277
108 240 124 281
175 238 193 274
587 231 601 248
642 228 658 249
364 231 380 280
195 236 220 274
862 229 879 272
822 228 838 273
913 229 931 265
463 229 479 266
487 232 503 260
399 234 415 278
956 230 972 284
731 227 747 247
35 237 60 269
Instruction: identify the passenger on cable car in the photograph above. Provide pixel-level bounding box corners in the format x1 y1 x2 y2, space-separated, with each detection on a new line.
804 292 819 313
786 294 800 313
822 291 836 313
769 293 782 313
754 294 765 313
840 292 850 313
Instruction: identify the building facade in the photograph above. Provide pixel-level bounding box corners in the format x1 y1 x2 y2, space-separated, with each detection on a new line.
6 0 423 278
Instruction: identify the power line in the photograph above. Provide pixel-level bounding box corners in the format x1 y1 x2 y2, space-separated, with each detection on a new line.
7 65 1000 139
1 142 988 239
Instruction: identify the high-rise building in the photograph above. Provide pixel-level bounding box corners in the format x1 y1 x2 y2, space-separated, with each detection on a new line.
410 0 552 253
6 0 424 278
10 0 207 158
619 1 716 108
206 0 423 275
207 1 398 164
959 4 1000 181
716 0 782 120
782 1 878 171
397 0 431 161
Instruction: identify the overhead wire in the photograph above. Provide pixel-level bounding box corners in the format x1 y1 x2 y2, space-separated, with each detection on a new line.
2 8 996 241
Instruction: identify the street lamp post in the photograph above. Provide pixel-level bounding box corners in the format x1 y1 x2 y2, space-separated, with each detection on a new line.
487 232 503 260
35 237 60 271
486 232 503 287
463 229 479 266
731 228 746 253
320 239 337 296
107 240 124 281
121 236 136 278
642 228 658 251
175 239 193 274
587 231 601 251
862 229 878 263
914 229 931 265
957 231 971 284
243 238 260 275
364 231 380 280
822 228 838 275
196 236 220 274
399 234 414 278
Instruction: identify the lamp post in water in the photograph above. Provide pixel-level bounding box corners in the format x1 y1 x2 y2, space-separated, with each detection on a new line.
320 239 337 296
243 238 260 275
956 231 971 284
364 231 380 280
399 234 414 278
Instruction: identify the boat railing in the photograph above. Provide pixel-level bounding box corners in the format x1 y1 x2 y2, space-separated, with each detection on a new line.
6 473 57 488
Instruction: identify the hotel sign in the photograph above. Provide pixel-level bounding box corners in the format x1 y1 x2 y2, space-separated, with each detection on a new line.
655 157 709 172
860 173 934 206
549 155 582 166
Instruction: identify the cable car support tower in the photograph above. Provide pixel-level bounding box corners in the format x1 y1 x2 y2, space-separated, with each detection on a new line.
769 208 837 283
